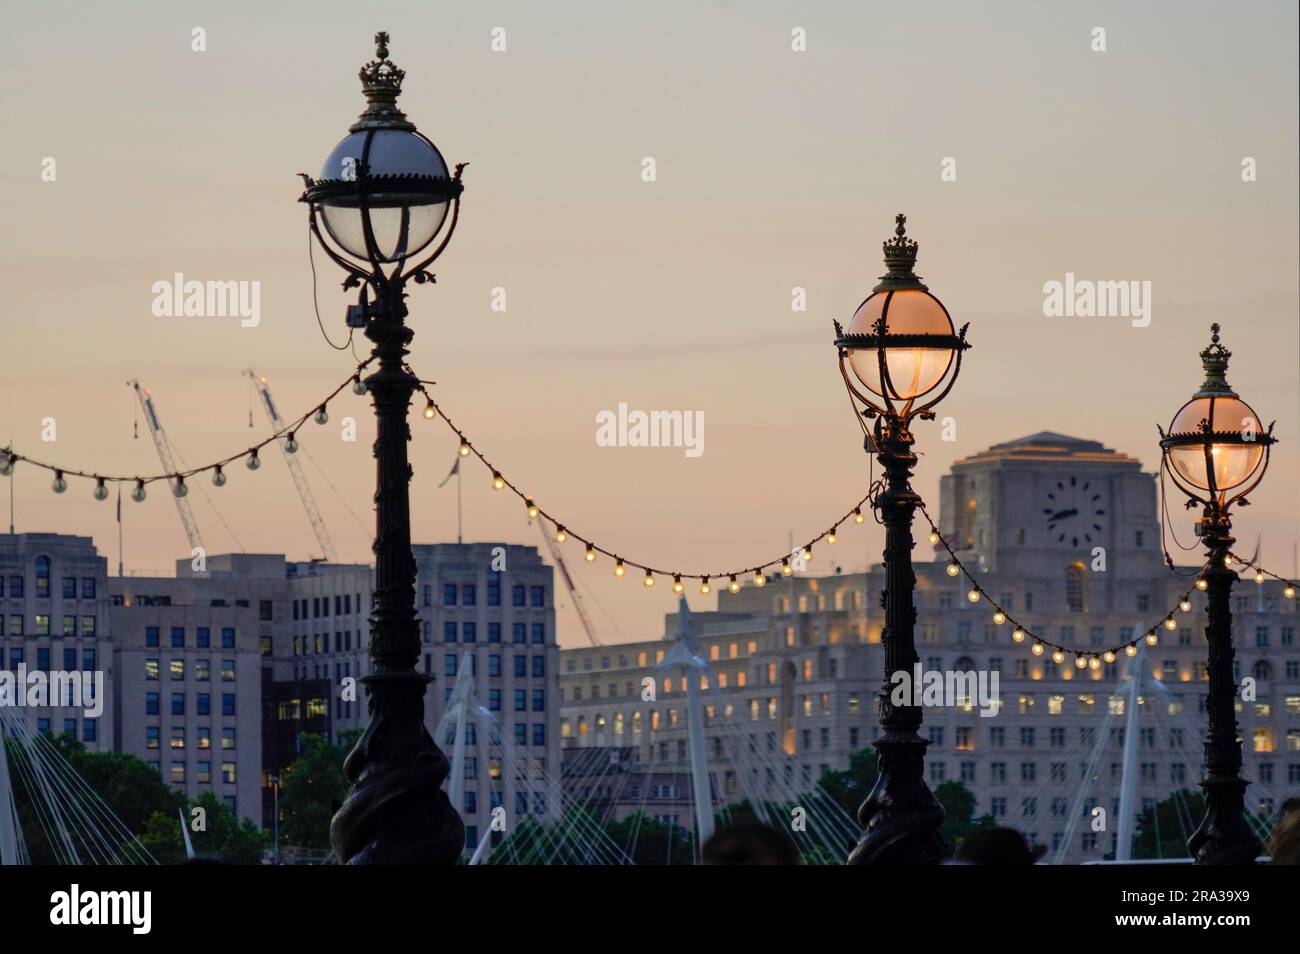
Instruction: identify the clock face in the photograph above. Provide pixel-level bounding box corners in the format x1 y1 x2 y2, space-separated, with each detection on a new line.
1042 476 1106 547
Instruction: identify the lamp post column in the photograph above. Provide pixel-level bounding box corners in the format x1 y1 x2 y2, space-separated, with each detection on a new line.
848 423 946 865
329 278 464 865
1188 508 1261 864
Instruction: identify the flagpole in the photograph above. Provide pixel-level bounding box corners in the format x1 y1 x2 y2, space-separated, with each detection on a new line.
457 460 463 544
116 484 124 576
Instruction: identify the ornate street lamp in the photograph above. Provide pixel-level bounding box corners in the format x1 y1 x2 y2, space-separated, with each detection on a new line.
300 32 466 864
1158 323 1275 864
833 214 970 864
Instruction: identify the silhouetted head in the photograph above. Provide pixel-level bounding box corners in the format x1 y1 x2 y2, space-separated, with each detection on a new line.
1270 810 1300 864
956 827 1046 865
701 822 801 865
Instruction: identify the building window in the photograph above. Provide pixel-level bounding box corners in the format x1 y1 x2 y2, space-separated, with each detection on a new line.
146 693 159 716
145 659 159 681
221 763 236 784
35 556 50 597
487 578 501 606
488 622 501 644
221 628 235 649
443 584 457 606
171 693 185 716
445 655 458 677
222 694 236 717
531 623 545 644
197 627 210 648
512 585 525 607
221 660 235 682
444 621 457 643
62 577 77 599
1065 562 1087 613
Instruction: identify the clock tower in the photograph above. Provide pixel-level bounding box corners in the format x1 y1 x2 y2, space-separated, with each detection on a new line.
934 433 1162 604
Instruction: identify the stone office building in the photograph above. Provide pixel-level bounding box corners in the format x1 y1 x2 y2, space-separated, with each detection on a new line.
109 554 281 822
0 533 115 752
559 433 1300 861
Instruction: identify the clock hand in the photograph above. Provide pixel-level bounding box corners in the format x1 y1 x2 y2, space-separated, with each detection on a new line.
1049 508 1078 521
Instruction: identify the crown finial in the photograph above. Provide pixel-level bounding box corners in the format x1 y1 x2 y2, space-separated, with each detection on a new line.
351 31 414 132
874 212 925 291
1196 322 1235 397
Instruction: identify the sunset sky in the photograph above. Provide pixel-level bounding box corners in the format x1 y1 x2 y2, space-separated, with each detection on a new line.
2 0 1296 647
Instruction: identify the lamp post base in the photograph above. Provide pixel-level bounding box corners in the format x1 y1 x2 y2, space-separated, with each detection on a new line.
848 735 947 865
330 672 464 865
1188 777 1261 865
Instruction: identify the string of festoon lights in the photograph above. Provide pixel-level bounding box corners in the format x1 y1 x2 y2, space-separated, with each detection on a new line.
405 365 872 594
9 358 1298 621
0 358 376 496
913 501 1217 667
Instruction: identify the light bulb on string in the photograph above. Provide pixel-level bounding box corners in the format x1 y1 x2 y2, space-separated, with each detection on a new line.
1179 599 1192 613
643 572 654 588
1088 656 1101 671
1195 578 1208 591
492 473 505 491
584 545 596 563
1254 572 1265 584
315 406 329 425
613 559 625 577
554 526 567 544
781 559 793 577
826 531 837 545
422 402 436 420
700 578 711 595
246 450 261 470
672 575 684 593
1074 655 1087 669
1103 650 1116 663
1031 642 1044 656
173 476 188 497
1051 649 1065 665
93 478 108 501
853 509 865 524
966 589 980 604
928 531 940 544
212 467 227 487
52 471 67 494
284 434 298 454
1164 617 1177 631
946 563 960 577
458 441 470 457
754 572 766 587
525 499 539 519
801 546 812 561
728 575 741 593
1012 629 1025 643
0 453 13 477
1145 632 1159 647
993 611 1006 625
1125 643 1138 657
131 480 146 502
352 376 367 395
1285 586 1296 599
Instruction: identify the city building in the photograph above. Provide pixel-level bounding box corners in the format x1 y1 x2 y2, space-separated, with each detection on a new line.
0 533 115 752
558 433 1300 861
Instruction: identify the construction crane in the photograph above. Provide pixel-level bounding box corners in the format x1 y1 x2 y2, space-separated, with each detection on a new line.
537 520 601 646
128 380 204 553
245 370 337 562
